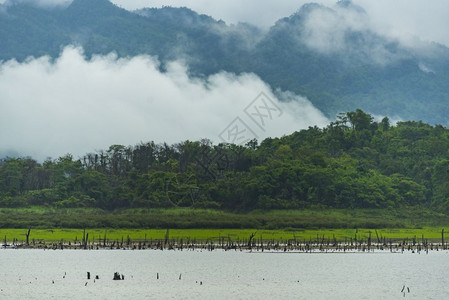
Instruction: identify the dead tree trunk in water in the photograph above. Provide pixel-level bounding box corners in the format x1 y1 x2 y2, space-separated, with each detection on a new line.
84 233 89 250
247 232 257 249
82 229 86 247
442 229 445 250
164 229 170 246
25 229 31 246
375 229 381 244
368 231 372 251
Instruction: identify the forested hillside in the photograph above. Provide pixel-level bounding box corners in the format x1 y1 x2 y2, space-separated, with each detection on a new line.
1 0 449 123
1 110 449 213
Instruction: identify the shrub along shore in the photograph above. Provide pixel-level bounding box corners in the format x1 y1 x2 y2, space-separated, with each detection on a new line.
1 207 448 229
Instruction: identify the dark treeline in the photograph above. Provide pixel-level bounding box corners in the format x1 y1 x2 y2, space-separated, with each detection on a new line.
1 109 449 212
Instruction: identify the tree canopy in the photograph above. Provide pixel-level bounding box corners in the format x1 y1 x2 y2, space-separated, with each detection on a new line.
1 110 449 213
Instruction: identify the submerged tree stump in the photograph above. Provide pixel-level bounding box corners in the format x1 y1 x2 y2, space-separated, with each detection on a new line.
113 272 124 280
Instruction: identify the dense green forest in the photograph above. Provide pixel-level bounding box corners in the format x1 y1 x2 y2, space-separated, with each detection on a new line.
2 0 449 124
1 110 449 214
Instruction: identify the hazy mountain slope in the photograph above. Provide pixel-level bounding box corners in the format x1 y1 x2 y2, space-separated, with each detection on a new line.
0 2 70 59
248 2 449 122
1 0 449 124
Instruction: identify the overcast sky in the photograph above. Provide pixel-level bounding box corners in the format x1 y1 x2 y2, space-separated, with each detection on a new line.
110 0 449 46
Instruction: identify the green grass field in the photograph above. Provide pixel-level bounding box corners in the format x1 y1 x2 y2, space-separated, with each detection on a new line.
1 227 447 243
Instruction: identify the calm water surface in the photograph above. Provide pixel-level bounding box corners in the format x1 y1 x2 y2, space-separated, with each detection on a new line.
1 249 448 299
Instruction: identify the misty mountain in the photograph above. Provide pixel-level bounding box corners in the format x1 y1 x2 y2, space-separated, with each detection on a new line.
1 0 449 124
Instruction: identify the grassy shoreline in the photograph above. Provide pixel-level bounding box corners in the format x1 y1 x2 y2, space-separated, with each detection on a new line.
1 207 449 244
1 228 448 243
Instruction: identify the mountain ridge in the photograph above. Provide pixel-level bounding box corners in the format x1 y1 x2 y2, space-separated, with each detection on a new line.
1 0 449 124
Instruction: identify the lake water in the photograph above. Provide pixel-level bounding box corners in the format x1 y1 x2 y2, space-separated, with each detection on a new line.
1 249 448 299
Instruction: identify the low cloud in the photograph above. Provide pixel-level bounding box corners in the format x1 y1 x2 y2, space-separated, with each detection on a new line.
301 4 368 53
356 0 449 47
0 47 329 161
290 3 407 65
